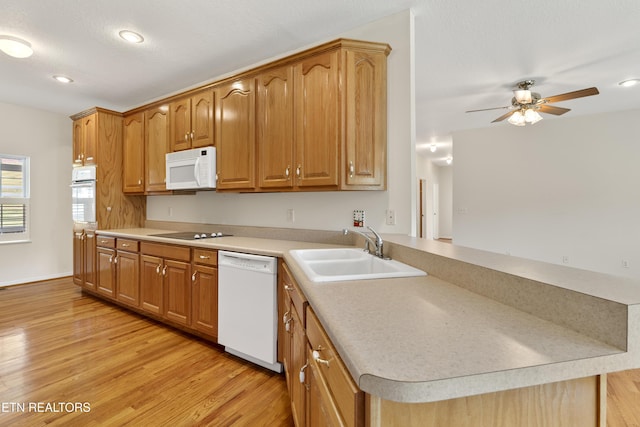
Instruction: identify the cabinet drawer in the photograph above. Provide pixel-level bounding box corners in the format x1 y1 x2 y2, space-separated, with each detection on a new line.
306 307 363 427
117 238 139 252
141 241 191 262
96 236 115 248
282 262 307 321
193 248 217 266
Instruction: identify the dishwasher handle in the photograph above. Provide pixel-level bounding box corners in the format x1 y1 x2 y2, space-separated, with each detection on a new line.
218 250 277 274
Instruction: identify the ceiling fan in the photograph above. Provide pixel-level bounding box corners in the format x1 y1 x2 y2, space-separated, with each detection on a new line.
466 80 599 126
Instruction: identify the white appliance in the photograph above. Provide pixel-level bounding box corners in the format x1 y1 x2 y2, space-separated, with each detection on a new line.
71 165 96 224
218 250 281 372
165 146 216 190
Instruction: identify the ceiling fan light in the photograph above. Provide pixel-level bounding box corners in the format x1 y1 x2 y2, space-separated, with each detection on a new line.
0 35 33 58
119 30 144 44
508 110 525 126
513 89 532 104
524 108 543 124
619 79 640 88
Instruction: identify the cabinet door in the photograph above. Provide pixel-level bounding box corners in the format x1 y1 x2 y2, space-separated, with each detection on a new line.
290 307 307 427
344 48 387 188
257 66 294 189
73 231 84 285
164 259 192 326
72 119 84 166
140 254 164 315
215 78 256 190
191 264 218 338
170 97 191 152
307 350 342 427
191 91 215 148
96 247 116 298
84 230 97 291
145 106 170 192
123 112 145 193
116 250 140 307
294 50 339 188
82 114 97 165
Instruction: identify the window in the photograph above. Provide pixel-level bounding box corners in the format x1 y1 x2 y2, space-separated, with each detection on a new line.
0 154 30 243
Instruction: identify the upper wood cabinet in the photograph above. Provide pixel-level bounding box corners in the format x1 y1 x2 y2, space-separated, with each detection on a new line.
257 65 295 189
255 39 391 191
170 90 215 152
70 108 145 229
342 46 388 189
123 112 145 193
145 105 171 193
215 77 256 191
294 50 340 189
73 114 97 166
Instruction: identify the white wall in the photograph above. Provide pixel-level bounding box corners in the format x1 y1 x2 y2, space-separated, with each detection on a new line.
147 10 415 234
437 165 452 238
452 109 640 279
0 102 72 286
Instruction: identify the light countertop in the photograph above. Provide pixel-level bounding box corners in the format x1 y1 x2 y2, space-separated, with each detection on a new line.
97 227 640 403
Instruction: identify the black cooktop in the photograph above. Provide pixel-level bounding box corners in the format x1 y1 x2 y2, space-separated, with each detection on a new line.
151 231 233 241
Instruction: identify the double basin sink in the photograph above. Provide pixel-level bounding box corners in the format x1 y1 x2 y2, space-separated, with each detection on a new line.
289 248 426 282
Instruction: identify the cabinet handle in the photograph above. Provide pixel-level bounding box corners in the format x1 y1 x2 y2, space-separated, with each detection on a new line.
299 362 308 384
312 348 330 367
156 264 161 274
215 173 219 182
283 311 291 331
198 255 210 260
191 271 197 282
162 265 167 276
349 161 355 178
296 165 301 177
184 133 189 142
86 156 94 162
190 131 194 141
109 255 113 263
121 243 130 248
285 166 290 179
284 284 293 292
138 179 142 185
113 255 118 264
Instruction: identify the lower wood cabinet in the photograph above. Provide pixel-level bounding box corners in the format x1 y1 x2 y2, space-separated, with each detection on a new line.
115 239 140 308
96 239 116 299
73 229 96 291
191 248 219 339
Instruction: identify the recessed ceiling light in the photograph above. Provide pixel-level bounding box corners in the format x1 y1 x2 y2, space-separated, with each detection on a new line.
0 35 33 58
53 75 73 84
119 30 144 44
618 79 640 88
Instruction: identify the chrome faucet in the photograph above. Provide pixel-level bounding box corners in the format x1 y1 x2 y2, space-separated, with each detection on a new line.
342 226 388 259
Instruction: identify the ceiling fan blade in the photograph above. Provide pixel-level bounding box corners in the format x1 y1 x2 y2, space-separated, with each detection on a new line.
542 87 599 104
538 105 571 115
465 106 510 113
492 110 516 123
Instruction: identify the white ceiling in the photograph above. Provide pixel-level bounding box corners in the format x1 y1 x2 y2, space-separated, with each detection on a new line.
2 0 640 166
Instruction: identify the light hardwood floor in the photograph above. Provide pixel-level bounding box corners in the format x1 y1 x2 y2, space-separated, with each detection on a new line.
1 278 638 426
0 278 293 426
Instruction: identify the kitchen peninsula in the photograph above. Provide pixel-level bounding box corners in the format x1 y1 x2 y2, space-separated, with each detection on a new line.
92 225 640 427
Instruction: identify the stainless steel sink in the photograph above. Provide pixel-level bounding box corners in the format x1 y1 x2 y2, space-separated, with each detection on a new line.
289 248 427 282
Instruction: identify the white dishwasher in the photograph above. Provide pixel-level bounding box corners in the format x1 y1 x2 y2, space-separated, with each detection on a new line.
218 250 282 372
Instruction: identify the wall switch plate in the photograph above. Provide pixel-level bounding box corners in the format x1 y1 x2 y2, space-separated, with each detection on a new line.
385 209 396 225
286 208 295 223
353 210 365 227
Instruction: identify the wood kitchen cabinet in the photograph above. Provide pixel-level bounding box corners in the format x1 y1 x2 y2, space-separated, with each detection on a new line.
72 114 97 166
215 77 256 191
73 228 96 291
145 105 171 193
115 239 140 308
96 237 116 299
140 242 192 327
170 90 215 152
122 112 145 193
191 248 218 339
257 65 295 189
257 39 390 191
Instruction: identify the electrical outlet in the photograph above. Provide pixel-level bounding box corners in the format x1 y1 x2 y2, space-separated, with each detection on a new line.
385 209 396 225
353 210 365 227
622 259 630 268
562 255 569 264
286 208 295 223
168 207 173 217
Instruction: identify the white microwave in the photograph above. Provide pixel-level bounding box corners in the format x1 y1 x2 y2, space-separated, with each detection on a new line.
166 146 216 190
